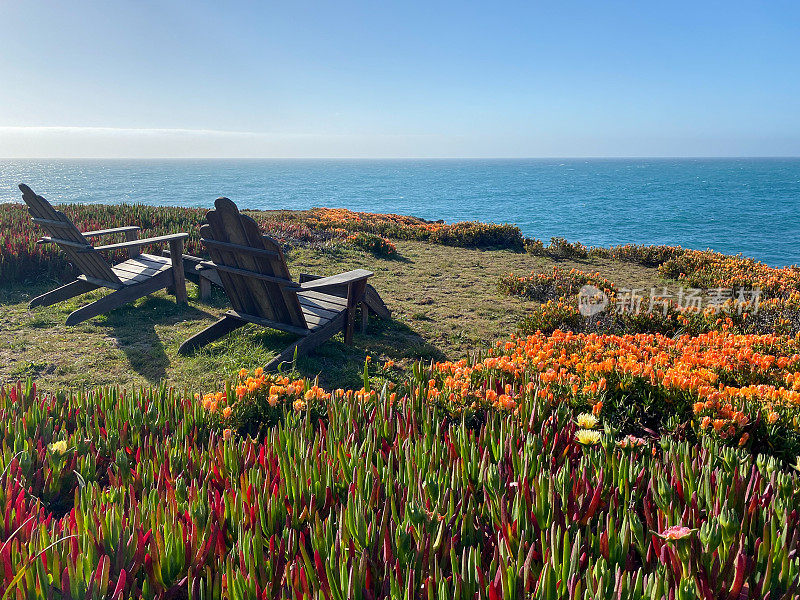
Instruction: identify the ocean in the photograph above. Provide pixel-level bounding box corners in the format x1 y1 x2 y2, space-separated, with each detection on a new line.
1 158 798 266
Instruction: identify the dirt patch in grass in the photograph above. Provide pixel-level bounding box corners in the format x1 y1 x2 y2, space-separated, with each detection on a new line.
0 241 671 392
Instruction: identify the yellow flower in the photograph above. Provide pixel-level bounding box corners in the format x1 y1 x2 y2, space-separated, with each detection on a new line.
49 440 69 455
222 428 233 441
575 429 601 446
222 406 232 419
576 413 598 429
293 399 307 411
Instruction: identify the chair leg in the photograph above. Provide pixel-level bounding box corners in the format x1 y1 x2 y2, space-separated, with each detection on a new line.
344 280 367 345
198 275 212 301
265 312 346 371
169 238 188 305
364 283 391 319
29 279 97 308
65 273 170 326
178 316 244 355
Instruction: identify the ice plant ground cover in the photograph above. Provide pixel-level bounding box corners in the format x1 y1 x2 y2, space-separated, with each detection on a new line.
4 327 800 598
4 204 800 598
3 347 800 599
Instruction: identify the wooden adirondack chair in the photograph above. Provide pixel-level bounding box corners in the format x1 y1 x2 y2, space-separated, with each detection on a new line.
20 184 189 325
178 197 384 370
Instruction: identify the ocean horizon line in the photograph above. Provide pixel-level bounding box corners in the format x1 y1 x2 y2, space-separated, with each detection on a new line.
2 157 798 266
2 156 800 161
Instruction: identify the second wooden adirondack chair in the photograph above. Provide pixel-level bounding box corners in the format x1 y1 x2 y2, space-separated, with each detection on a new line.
178 197 388 370
20 183 190 325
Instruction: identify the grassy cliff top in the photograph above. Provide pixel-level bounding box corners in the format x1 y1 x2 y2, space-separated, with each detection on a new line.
0 238 669 392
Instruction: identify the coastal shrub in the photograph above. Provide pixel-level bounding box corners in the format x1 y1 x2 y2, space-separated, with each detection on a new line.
516 301 692 337
426 220 524 249
545 236 589 259
4 325 800 598
515 292 800 338
517 299 584 333
653 248 800 335
523 237 546 255
506 254 800 336
659 248 800 297
523 236 591 259
304 207 525 249
499 266 616 302
589 243 685 267
524 238 685 266
346 231 398 257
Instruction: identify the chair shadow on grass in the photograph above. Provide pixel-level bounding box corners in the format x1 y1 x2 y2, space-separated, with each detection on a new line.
0 282 56 306
98 293 218 384
12 277 445 389
182 305 445 390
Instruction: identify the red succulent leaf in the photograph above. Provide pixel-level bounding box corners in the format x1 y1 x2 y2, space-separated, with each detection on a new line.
110 569 127 600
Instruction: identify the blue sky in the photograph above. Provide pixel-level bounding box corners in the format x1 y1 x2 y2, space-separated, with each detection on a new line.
1 0 798 158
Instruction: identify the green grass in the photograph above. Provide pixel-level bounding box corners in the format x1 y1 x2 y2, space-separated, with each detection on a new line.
0 240 672 392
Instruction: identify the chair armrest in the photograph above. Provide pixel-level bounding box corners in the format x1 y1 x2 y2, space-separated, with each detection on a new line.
82 226 141 238
299 269 373 290
93 233 188 252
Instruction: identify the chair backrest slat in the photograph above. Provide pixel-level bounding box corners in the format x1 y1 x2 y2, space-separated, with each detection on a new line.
19 184 121 285
203 198 306 329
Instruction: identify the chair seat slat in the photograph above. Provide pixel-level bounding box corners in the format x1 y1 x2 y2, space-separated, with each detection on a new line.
301 309 335 329
113 262 171 279
297 290 349 308
298 295 347 318
77 274 124 289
